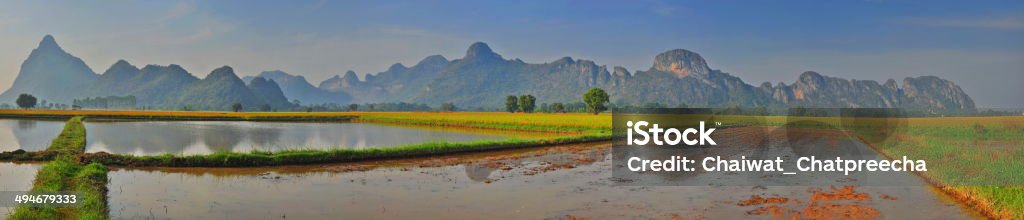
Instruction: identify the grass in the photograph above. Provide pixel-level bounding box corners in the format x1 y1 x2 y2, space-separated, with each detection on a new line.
7 116 109 220
46 116 87 155
854 116 1024 219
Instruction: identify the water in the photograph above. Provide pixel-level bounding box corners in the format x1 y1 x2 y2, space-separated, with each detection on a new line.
84 121 550 156
107 140 978 219
0 162 41 217
0 119 66 152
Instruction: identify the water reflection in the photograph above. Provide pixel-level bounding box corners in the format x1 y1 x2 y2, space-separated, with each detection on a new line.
0 162 41 217
0 119 66 152
85 121 551 156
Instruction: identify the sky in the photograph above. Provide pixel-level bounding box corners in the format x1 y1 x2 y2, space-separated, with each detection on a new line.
0 0 1021 107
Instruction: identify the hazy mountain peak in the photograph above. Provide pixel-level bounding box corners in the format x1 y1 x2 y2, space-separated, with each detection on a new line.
247 76 280 89
651 49 710 78
464 42 502 60
387 63 407 72
111 59 133 67
107 60 138 72
0 34 97 103
140 64 190 77
102 59 139 79
417 55 449 66
258 70 310 84
37 35 63 52
207 66 240 80
613 66 631 77
798 71 825 83
554 56 575 64
247 76 290 108
342 70 359 81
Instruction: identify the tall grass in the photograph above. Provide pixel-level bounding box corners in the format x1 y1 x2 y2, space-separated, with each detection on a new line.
858 116 1024 219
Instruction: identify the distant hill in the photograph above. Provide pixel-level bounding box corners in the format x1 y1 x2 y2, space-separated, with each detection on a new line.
0 35 97 103
330 42 975 112
0 35 976 112
0 36 294 111
242 70 349 105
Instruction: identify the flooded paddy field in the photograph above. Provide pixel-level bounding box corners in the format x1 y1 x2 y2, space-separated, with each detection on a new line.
0 162 41 217
0 119 66 152
85 121 557 156
107 130 978 219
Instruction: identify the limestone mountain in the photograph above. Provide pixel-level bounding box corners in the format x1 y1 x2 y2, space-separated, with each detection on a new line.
174 66 292 110
0 35 98 103
246 76 291 109
1 35 976 113
89 63 200 107
242 70 349 105
0 35 295 110
332 42 975 112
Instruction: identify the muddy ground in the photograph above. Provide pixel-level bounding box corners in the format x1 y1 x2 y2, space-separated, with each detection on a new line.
107 129 979 219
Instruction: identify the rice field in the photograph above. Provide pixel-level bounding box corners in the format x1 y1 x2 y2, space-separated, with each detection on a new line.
0 110 611 132
863 116 1024 219
1 110 1021 218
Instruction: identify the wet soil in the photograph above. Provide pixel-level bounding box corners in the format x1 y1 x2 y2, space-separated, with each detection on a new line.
107 135 979 219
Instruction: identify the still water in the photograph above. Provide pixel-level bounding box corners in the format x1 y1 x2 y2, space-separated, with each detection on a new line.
0 119 66 152
0 162 41 217
84 121 545 156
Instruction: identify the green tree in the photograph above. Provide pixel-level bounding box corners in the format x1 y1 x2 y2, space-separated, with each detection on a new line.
16 94 36 109
231 103 243 112
348 104 359 111
551 102 565 113
441 102 456 111
260 104 272 112
583 88 609 115
518 95 536 113
505 95 519 113
15 93 36 109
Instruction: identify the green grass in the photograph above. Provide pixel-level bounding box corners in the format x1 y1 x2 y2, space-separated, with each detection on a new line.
81 133 610 167
46 116 87 155
855 116 1024 219
7 116 109 220
8 156 109 220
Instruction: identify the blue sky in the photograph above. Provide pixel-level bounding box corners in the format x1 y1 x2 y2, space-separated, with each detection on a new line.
0 0 1021 107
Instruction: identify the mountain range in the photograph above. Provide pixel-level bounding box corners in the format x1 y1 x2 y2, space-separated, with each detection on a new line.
0 35 976 112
